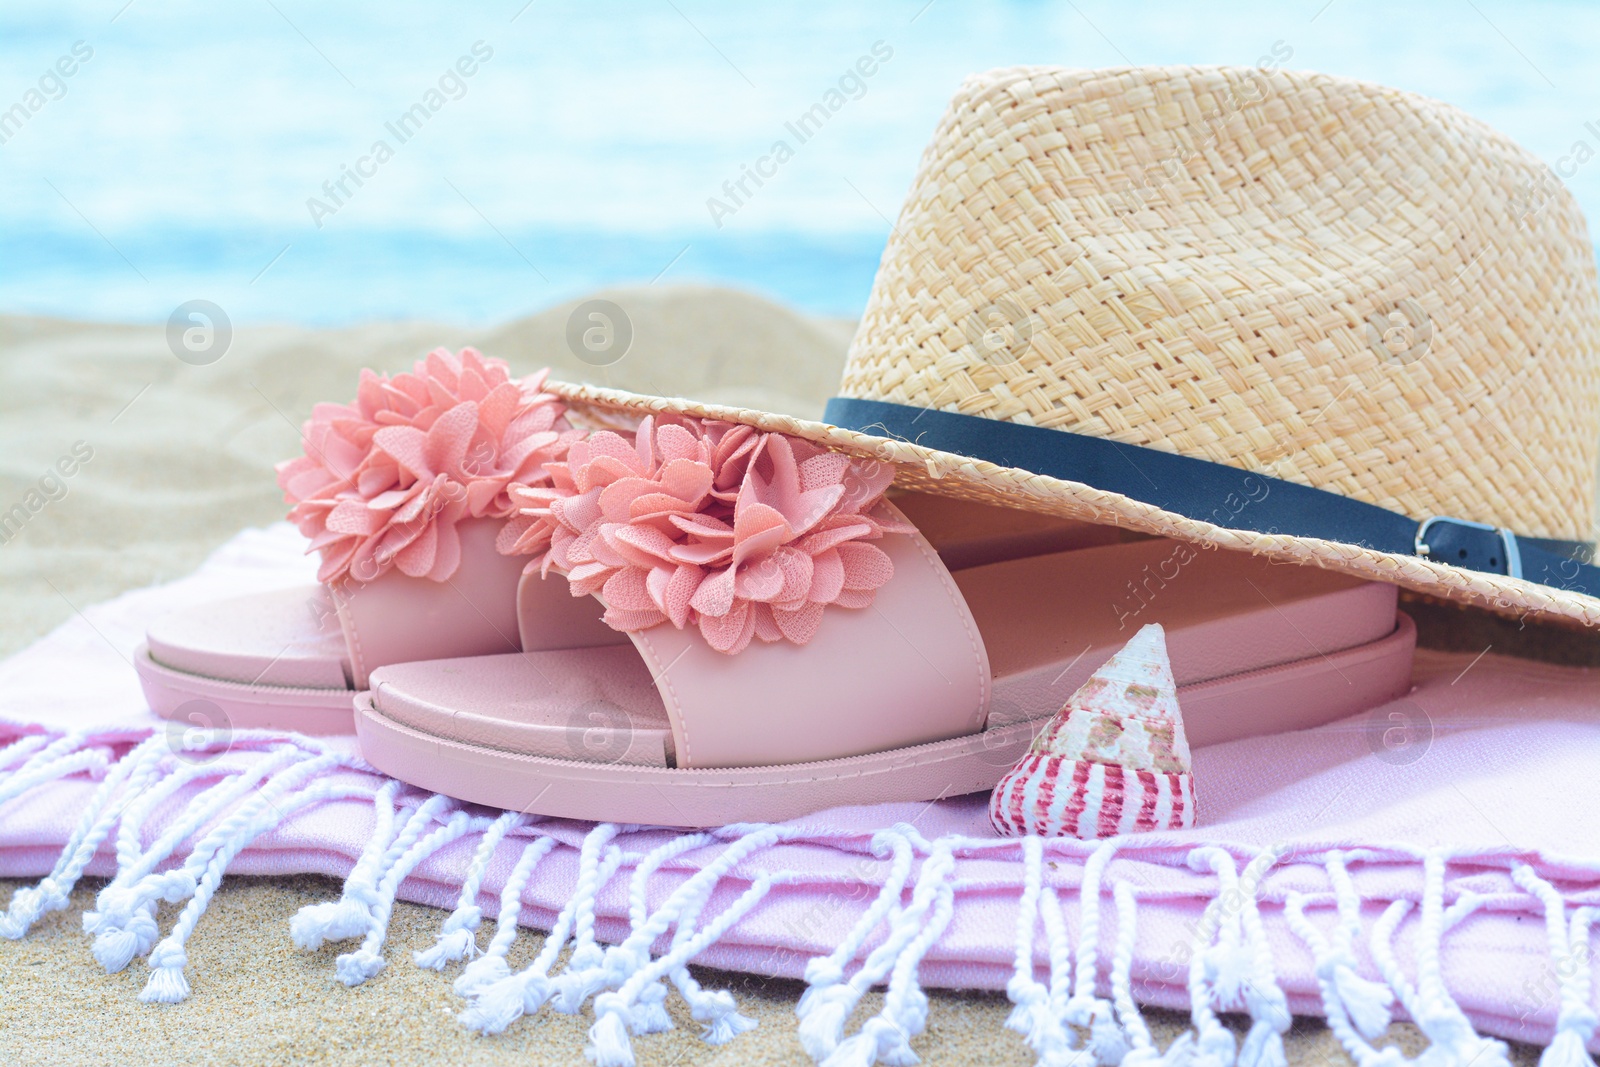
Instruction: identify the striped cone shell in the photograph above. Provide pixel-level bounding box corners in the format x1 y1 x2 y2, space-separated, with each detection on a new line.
989 623 1195 839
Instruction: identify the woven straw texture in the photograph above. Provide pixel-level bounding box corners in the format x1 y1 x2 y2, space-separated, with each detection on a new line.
839 65 1600 541
547 65 1600 633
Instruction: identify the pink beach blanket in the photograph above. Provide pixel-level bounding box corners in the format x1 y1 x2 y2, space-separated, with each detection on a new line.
2 523 1599 1065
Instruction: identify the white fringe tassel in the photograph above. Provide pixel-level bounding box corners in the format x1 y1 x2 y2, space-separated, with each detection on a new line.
1368 852 1508 1067
3 730 1596 1065
1003 836 1051 1053
1326 853 1397 1039
90 747 338 973
1175 850 1240 1067
610 829 717 1035
413 810 528 970
1410 850 1511 1067
138 774 385 1003
451 831 561 999
1111 881 1196 1067
564 825 793 1041
822 838 958 1067
457 838 626 1032
1039 883 1087 1065
1236 850 1291 1067
798 827 916 1061
587 871 783 1067
335 807 492 986
465 824 797 1053
1513 866 1599 1067
1285 883 1396 1067
291 779 406 952
1 734 169 938
549 823 627 1013
1070 840 1131 1066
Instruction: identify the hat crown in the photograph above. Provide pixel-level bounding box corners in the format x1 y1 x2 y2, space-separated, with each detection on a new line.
841 65 1600 540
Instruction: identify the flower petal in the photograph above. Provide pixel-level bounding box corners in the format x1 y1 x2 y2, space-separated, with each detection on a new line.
698 601 754 654
751 603 784 644
838 541 894 591
392 521 438 578
283 352 571 584
808 548 845 604
602 566 657 612
508 415 914 653
689 566 736 619
772 601 824 645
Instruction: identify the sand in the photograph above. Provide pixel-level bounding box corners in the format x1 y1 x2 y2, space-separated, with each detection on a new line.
0 873 1396 1067
0 288 1537 1064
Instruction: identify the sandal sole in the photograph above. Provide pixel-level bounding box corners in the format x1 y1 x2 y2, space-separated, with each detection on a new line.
135 643 355 736
353 615 1415 826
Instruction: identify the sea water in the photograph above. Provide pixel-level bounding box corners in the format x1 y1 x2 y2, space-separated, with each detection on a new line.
1 0 1596 326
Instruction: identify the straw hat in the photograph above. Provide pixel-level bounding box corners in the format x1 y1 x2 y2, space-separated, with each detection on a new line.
549 65 1600 630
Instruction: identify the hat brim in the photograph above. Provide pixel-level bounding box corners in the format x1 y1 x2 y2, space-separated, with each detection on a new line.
547 379 1600 633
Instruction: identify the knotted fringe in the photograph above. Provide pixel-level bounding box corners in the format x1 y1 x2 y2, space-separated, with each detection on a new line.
1283 852 1399 1067
1513 867 1599 1067
139 772 388 1002
90 745 341 974
452 831 564 1001
822 838 958 1067
1004 835 1053 1053
455 821 796 1063
414 810 528 970
1001 837 1133 1067
5 732 1600 1066
648 865 763 1049
1367 850 1509 1067
0 731 431 1002
334 807 494 986
84 754 231 965
1192 848 1290 1067
574 825 795 1062
550 824 629 1013
613 829 718 1036
1111 882 1190 1067
2 733 167 939
291 779 406 952
587 870 784 1066
797 827 917 1061
323 791 456 968
456 824 624 1026
1040 885 1080 1060
1071 841 1132 1066
1410 849 1510 1067
1171 854 1238 1067
1326 853 1398 1039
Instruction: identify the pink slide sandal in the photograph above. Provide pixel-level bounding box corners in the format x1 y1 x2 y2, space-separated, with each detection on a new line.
355 418 1415 826
135 499 1104 735
135 350 1113 735
134 517 621 734
135 350 591 734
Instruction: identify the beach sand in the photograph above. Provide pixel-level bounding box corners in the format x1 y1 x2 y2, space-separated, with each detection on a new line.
0 873 1393 1067
0 287 1536 1065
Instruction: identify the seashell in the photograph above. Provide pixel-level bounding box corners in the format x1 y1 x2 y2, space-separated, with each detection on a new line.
990 623 1195 839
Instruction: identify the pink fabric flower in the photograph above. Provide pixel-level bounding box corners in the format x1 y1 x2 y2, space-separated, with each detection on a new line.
275 348 578 584
508 416 912 654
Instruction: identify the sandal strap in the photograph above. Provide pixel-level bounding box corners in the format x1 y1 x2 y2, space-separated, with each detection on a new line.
335 518 523 687
516 503 993 770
